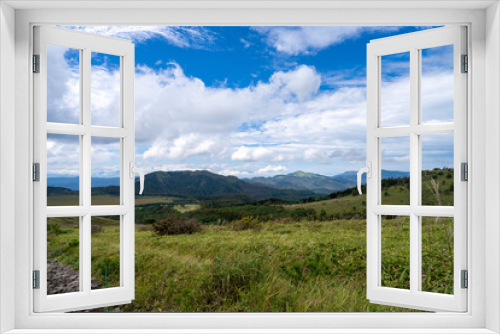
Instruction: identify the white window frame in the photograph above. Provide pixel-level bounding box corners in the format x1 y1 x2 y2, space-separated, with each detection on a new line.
1 1 499 333
33 26 136 313
365 26 468 312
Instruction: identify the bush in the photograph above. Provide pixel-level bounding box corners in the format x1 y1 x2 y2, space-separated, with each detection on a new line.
138 225 154 232
229 217 261 231
153 217 201 236
291 208 316 221
318 209 328 221
91 225 104 234
47 223 68 236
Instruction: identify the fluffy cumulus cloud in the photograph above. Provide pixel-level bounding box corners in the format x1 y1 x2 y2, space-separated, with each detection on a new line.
46 134 80 176
134 63 323 164
67 26 216 47
256 165 288 175
46 45 80 124
46 35 454 177
251 26 401 55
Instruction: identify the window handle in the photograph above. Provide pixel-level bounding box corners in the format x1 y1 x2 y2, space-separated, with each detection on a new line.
357 162 372 195
129 162 145 195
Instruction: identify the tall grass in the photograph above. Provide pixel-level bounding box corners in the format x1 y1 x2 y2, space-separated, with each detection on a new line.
48 217 449 312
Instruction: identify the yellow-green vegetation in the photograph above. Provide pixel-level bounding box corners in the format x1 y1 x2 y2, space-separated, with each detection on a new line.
173 204 201 213
47 196 79 207
287 168 453 216
46 169 454 312
381 217 410 289
421 216 454 294
135 196 176 205
47 195 122 206
47 215 452 313
288 195 366 218
48 195 175 206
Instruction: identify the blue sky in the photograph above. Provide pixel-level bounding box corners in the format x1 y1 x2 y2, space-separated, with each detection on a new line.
46 26 455 179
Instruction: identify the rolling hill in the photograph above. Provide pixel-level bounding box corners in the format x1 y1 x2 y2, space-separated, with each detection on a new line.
47 176 120 190
135 170 317 201
47 169 412 201
246 169 410 194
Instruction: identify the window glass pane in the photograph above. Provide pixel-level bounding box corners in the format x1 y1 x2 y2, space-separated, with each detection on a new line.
91 137 121 205
421 216 454 294
381 52 410 127
47 134 80 206
91 216 121 290
421 133 454 206
47 44 80 124
91 52 121 127
421 45 454 124
47 217 80 295
381 137 410 205
381 215 410 289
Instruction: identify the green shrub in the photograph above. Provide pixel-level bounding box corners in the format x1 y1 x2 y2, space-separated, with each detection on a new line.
47 223 68 236
91 225 104 234
153 217 201 236
229 217 261 231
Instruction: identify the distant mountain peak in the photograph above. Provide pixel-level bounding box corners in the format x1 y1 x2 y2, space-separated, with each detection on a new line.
290 170 317 177
246 169 410 195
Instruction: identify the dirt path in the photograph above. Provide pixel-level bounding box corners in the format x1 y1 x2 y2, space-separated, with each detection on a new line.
47 259 109 312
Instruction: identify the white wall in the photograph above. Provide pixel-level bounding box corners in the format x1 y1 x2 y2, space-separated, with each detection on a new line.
486 2 500 332
0 2 16 333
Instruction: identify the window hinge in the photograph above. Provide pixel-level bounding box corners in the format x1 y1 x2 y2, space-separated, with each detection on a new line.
33 54 40 73
461 162 468 182
33 163 40 182
461 54 468 73
461 270 468 289
33 270 40 289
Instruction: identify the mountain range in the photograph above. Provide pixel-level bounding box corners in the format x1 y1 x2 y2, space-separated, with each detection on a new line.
245 169 410 194
48 169 409 201
47 176 120 191
137 170 316 201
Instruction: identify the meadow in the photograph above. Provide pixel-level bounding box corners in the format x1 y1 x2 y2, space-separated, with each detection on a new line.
46 169 454 312
48 215 452 312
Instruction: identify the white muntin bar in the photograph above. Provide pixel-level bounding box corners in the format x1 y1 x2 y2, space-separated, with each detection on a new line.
366 26 467 312
33 25 136 313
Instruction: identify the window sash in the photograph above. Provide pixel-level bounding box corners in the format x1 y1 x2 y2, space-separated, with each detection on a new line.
33 25 136 313
366 26 468 312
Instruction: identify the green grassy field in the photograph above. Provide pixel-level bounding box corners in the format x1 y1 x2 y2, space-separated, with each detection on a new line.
48 195 176 206
46 169 454 312
173 204 201 213
287 168 454 217
48 215 453 312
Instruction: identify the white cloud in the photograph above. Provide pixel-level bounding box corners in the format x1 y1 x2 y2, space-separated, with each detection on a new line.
144 133 221 160
47 43 454 177
66 26 216 47
135 63 322 161
46 45 80 124
91 64 121 127
322 69 366 88
252 26 401 55
231 146 274 162
240 38 252 48
47 135 80 176
256 165 288 175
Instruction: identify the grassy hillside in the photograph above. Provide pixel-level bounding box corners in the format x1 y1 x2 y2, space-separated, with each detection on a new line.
48 216 452 312
290 168 454 215
137 170 318 201
46 168 454 312
247 170 347 194
247 169 411 195
49 217 425 312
